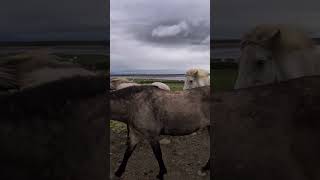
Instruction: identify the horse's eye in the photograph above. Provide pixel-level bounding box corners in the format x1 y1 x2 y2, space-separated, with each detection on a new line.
256 59 265 66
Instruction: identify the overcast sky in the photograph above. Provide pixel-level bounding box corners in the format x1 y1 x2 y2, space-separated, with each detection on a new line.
212 0 320 39
110 0 210 74
0 0 108 41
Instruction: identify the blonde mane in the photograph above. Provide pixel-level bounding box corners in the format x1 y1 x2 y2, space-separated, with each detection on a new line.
110 77 132 84
243 24 315 53
185 68 209 78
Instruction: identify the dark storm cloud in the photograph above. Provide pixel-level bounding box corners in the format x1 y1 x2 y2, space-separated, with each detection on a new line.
212 0 320 39
0 0 108 41
111 0 210 73
132 19 210 47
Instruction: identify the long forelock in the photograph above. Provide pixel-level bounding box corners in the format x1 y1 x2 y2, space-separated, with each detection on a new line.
243 24 315 53
186 68 209 78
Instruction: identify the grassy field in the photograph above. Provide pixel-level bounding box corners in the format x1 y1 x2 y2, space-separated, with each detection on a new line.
110 68 239 132
54 53 109 72
212 69 238 92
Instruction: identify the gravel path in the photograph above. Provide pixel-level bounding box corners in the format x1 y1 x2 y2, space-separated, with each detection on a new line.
110 128 210 180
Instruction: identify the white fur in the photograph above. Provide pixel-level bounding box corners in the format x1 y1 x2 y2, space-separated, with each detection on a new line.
183 68 210 90
116 82 141 90
151 82 170 91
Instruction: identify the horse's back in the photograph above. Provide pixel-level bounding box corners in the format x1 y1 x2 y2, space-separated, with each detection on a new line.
213 76 320 179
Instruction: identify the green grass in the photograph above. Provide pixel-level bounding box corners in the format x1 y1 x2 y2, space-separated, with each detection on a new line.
54 53 109 72
212 69 238 91
110 120 126 133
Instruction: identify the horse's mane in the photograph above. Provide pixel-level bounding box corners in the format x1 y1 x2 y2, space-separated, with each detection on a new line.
111 77 132 83
186 68 209 78
242 24 315 52
110 85 160 99
0 49 95 91
111 77 132 84
0 75 106 120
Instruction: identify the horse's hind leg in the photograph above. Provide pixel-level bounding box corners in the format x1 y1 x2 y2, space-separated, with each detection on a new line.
114 127 140 177
202 158 210 171
198 126 210 176
149 139 167 180
203 126 211 171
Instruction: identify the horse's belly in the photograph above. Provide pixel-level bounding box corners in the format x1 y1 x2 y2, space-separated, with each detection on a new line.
162 116 206 136
163 126 200 136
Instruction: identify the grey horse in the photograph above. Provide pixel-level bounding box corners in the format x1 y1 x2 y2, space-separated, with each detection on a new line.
110 85 210 179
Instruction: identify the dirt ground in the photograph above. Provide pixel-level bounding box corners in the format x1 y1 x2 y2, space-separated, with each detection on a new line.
110 128 210 180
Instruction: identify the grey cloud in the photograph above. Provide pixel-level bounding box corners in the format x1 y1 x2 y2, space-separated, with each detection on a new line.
0 0 108 41
151 21 189 38
111 0 210 73
212 0 320 39
201 35 210 44
131 19 209 47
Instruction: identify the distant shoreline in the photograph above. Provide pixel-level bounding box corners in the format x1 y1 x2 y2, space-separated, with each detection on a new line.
110 74 184 76
0 41 109 47
111 74 185 81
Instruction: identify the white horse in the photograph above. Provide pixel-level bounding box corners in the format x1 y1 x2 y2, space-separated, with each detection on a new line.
235 24 320 89
151 82 170 91
110 77 170 91
183 68 210 90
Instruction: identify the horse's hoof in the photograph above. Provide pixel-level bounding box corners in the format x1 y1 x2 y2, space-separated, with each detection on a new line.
156 173 167 180
114 172 122 179
156 175 162 180
197 169 207 176
110 174 121 180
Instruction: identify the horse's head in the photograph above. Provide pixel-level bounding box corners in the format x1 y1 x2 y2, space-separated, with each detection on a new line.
110 77 133 90
235 40 277 89
183 68 210 90
235 24 315 89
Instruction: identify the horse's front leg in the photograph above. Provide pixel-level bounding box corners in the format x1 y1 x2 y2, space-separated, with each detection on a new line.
114 127 140 178
149 139 167 180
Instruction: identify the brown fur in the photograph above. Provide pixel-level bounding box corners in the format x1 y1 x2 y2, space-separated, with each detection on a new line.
242 24 315 53
0 75 107 180
213 76 320 180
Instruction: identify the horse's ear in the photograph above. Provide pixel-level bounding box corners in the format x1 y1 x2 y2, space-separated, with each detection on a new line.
270 29 281 41
194 69 199 77
262 29 281 44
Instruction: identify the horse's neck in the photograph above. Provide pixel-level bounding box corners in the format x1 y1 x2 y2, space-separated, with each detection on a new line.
196 77 210 87
110 98 129 122
275 48 320 80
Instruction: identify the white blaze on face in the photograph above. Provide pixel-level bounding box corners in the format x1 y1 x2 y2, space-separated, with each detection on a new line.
183 75 196 90
183 68 210 90
183 75 209 90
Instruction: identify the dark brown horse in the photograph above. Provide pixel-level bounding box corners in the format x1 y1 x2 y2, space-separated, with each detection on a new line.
212 75 320 180
110 85 210 179
0 49 108 180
